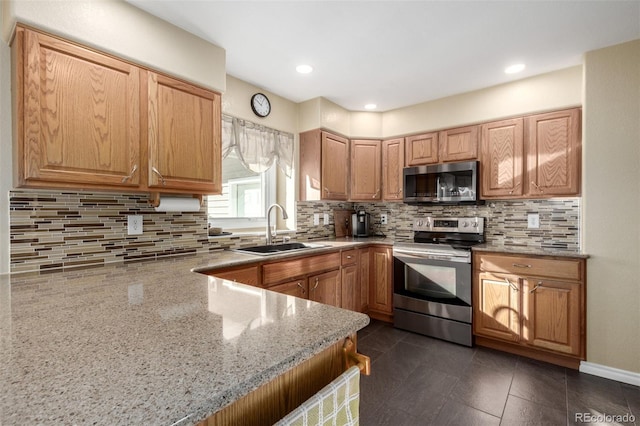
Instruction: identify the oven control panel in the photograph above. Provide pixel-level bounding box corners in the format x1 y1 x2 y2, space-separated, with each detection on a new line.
413 217 484 234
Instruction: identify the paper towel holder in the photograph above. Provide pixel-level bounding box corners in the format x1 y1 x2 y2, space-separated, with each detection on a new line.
149 192 204 208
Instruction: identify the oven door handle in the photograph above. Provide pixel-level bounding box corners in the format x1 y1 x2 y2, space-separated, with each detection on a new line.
393 250 470 263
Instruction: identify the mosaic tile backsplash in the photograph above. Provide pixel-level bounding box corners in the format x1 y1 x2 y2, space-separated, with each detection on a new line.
9 190 580 273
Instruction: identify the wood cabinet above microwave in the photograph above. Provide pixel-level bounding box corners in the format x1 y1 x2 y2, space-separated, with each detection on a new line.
12 25 222 195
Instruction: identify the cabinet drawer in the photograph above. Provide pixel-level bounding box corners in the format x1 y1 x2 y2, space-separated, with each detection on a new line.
263 252 341 285
477 254 582 281
207 265 260 286
341 249 358 266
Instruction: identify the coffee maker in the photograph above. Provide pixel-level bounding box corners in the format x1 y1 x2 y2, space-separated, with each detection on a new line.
351 210 371 237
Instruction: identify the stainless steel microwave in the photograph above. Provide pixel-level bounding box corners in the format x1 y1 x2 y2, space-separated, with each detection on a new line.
403 160 482 204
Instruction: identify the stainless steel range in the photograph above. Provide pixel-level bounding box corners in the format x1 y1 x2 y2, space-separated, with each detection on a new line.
393 216 485 347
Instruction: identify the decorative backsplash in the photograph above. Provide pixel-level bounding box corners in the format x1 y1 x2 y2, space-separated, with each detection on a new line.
9 190 579 273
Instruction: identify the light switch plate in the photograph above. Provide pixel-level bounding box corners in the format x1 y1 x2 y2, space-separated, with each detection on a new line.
527 213 540 229
381 214 388 225
127 215 143 235
323 213 329 225
313 213 320 226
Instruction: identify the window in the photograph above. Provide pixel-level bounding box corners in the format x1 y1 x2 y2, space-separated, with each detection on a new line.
207 114 293 231
207 150 275 229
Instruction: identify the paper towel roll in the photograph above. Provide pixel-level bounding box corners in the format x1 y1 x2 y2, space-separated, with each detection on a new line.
153 197 201 212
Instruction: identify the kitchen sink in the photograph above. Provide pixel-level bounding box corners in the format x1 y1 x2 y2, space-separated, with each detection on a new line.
233 242 328 256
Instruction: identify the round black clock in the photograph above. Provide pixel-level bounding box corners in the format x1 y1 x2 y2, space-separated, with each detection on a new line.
250 93 271 117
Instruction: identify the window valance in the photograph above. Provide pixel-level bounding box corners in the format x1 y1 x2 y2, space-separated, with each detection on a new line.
221 114 294 177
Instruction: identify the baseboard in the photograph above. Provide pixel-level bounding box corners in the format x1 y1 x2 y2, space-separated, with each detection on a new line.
580 361 640 386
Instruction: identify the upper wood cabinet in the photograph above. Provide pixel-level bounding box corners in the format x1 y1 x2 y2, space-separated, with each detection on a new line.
405 132 438 166
382 138 404 201
12 26 222 195
526 108 581 196
350 139 381 200
439 125 479 162
322 132 350 200
481 118 524 198
299 130 349 201
14 26 141 189
147 72 221 193
480 108 581 199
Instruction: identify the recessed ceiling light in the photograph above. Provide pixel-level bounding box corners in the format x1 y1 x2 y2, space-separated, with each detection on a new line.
296 64 313 74
364 103 377 110
505 63 526 74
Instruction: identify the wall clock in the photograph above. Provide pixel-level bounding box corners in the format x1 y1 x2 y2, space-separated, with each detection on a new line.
251 93 271 117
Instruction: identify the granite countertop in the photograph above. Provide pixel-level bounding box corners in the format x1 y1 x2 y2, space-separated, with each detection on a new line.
0 253 369 425
472 242 589 258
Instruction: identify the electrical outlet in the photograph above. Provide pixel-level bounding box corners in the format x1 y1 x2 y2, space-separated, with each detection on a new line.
313 213 320 226
380 213 388 225
527 213 540 229
127 215 143 235
323 213 329 225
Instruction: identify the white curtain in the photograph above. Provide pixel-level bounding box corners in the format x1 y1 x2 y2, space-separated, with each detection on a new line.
221 114 294 177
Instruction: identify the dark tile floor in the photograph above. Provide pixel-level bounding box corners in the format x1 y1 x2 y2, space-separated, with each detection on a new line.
357 320 640 426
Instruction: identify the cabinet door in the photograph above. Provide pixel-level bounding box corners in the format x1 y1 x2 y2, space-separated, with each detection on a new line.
522 279 583 356
359 248 370 312
269 279 308 299
148 72 222 193
439 125 479 162
481 118 524 198
405 133 438 166
17 27 141 188
382 138 405 201
321 132 349 200
473 272 521 342
350 140 381 200
341 265 359 311
369 246 393 314
526 108 581 196
308 269 341 307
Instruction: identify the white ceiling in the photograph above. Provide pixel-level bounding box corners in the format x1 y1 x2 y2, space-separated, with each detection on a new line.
128 0 640 112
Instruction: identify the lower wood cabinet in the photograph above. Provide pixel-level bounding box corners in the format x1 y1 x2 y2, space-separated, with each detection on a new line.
359 248 370 312
473 251 586 369
269 278 308 298
203 245 391 316
308 269 341 308
368 246 394 322
204 265 260 287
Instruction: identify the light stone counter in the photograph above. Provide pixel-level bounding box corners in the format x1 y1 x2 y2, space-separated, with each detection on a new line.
0 253 369 425
472 242 589 258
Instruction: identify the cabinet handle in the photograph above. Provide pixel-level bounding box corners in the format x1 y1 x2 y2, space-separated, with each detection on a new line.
529 281 543 293
152 167 167 186
296 282 305 294
346 255 353 259
508 182 520 195
372 189 380 199
324 187 330 195
512 263 531 268
121 164 138 183
312 277 319 290
504 278 519 291
530 181 544 194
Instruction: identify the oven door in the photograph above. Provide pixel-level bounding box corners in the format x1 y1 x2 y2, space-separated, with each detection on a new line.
393 251 471 306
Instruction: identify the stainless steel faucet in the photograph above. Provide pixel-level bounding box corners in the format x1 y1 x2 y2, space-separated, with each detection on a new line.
266 203 288 245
